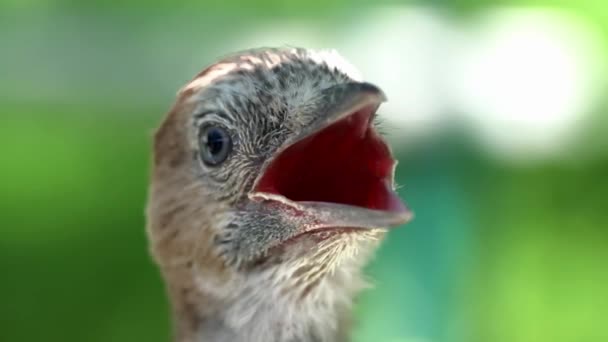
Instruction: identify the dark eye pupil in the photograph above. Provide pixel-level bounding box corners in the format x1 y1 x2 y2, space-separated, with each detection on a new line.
199 125 232 166
207 129 225 155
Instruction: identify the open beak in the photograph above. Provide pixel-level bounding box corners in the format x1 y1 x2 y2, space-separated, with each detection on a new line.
248 82 412 240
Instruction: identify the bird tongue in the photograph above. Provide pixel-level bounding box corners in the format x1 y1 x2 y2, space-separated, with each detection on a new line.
250 104 411 229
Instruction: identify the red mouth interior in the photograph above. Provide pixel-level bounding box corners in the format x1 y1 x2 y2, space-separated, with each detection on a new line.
253 106 405 212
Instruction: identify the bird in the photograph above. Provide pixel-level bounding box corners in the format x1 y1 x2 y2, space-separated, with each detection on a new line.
146 47 412 342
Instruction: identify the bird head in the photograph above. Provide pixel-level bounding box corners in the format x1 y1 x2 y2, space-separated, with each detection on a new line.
146 47 412 339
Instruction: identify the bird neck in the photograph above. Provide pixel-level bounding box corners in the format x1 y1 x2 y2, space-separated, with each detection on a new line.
163 251 370 342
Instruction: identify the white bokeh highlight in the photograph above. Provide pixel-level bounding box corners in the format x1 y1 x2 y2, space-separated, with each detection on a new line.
449 9 604 159
339 7 450 142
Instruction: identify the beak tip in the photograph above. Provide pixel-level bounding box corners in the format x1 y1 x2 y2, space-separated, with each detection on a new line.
402 208 415 225
358 82 387 102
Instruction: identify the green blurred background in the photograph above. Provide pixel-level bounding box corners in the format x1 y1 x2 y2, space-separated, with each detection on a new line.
1 1 607 341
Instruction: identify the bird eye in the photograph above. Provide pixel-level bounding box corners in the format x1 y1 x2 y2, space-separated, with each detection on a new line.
199 125 232 166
